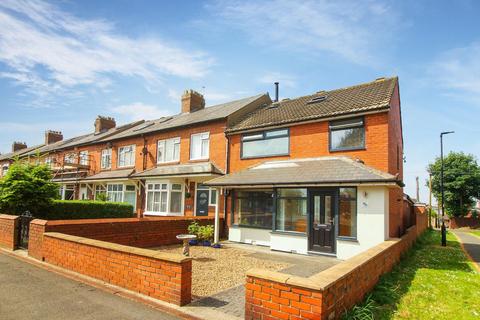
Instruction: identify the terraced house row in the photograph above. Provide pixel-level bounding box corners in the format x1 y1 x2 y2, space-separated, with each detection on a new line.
0 77 409 259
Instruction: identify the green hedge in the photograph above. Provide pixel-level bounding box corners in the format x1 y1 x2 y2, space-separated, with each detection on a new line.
45 200 135 220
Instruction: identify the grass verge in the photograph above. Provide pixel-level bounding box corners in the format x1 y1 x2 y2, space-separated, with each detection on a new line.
469 230 480 238
343 229 480 320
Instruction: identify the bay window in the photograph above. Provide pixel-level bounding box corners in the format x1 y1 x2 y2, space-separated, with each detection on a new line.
329 117 365 151
145 181 183 215
158 137 180 163
118 145 135 167
338 187 357 238
233 190 273 229
101 149 112 169
241 128 289 159
107 184 124 202
275 188 308 233
190 132 209 160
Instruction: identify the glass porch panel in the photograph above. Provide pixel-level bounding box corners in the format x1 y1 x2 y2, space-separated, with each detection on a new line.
325 195 332 224
313 195 321 225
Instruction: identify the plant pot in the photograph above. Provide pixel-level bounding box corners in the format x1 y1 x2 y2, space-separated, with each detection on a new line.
188 239 198 246
202 240 211 247
212 243 221 249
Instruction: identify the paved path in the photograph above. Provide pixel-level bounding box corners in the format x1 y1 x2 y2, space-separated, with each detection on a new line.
0 252 180 320
452 230 480 270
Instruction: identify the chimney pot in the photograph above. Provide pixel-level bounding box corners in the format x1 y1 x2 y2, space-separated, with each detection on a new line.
274 82 279 102
45 130 63 145
12 141 27 152
95 116 116 134
181 89 205 113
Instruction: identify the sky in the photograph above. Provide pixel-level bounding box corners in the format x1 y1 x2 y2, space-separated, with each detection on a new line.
1 0 479 204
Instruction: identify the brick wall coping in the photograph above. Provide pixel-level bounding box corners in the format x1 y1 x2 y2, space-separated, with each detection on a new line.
247 227 417 292
44 232 192 264
45 216 214 226
0 214 19 220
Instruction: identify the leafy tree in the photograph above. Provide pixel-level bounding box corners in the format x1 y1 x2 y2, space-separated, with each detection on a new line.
427 152 480 217
0 162 59 218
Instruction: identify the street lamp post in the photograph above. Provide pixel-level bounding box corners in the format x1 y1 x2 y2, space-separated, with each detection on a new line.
440 131 454 247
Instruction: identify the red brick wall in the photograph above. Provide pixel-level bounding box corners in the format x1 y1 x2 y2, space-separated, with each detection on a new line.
245 225 422 320
28 216 222 260
42 233 192 306
450 217 480 229
0 214 18 250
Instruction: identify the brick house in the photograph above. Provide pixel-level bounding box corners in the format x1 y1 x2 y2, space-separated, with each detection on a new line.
206 77 405 259
8 90 270 218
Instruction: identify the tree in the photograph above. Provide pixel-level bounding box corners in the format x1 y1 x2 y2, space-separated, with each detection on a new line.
0 162 59 218
427 152 480 217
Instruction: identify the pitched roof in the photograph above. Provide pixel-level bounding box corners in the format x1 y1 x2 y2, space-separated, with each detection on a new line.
130 162 224 179
227 77 398 133
82 168 135 181
0 144 45 161
100 94 268 142
204 156 398 187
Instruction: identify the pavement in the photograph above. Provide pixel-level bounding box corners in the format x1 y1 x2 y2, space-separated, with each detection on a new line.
452 230 480 271
0 252 181 320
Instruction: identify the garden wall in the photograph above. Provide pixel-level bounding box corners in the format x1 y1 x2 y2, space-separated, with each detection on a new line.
245 221 428 320
28 216 220 259
41 232 192 305
450 217 480 229
0 214 18 250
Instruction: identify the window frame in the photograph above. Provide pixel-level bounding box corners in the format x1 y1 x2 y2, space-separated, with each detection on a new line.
157 137 181 164
240 128 290 159
231 189 274 230
144 180 184 216
274 188 308 234
190 132 210 160
101 148 112 170
336 186 358 240
79 150 89 166
328 117 365 152
209 188 218 206
118 144 136 168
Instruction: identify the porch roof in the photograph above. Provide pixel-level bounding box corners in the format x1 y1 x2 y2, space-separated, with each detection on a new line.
130 162 224 179
82 168 134 181
204 156 400 187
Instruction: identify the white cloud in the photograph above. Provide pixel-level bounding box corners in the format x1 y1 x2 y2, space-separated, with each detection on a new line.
112 102 171 121
0 0 213 101
429 42 480 98
206 0 398 64
258 72 296 88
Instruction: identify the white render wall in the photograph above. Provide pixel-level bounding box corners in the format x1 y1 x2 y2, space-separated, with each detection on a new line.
336 186 389 260
229 227 271 246
270 233 308 255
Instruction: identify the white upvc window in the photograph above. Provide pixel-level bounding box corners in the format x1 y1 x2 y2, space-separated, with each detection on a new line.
101 148 112 169
64 153 77 165
79 151 89 166
118 145 135 167
209 188 218 206
145 181 183 215
1 164 9 177
44 156 54 167
157 137 180 164
107 184 124 202
190 132 209 160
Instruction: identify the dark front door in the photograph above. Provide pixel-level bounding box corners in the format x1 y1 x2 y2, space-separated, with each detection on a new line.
309 190 336 253
196 187 209 216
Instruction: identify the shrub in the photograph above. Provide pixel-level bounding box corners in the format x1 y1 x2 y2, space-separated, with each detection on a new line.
0 162 59 218
45 200 134 220
198 225 214 242
187 221 200 236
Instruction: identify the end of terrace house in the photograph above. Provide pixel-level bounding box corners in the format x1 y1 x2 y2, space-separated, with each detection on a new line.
0 76 407 260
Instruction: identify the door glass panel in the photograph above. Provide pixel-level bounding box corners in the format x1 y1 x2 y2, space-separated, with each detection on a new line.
313 195 320 225
325 195 332 225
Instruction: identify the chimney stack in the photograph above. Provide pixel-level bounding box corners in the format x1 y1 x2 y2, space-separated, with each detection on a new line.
95 116 116 134
274 82 279 102
181 90 205 113
12 141 27 152
45 130 63 145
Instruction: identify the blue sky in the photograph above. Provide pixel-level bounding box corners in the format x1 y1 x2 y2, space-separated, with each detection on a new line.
0 0 479 203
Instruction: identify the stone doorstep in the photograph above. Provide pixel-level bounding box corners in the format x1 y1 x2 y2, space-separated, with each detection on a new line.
44 232 190 264
0 248 239 320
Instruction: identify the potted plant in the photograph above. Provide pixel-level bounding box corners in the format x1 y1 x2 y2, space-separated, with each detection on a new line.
200 225 214 246
187 221 199 245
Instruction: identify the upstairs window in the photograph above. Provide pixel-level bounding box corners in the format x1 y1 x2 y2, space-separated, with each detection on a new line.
241 129 289 159
101 149 112 169
1 164 9 177
79 151 89 166
190 132 209 160
329 117 365 151
158 137 180 163
45 157 54 167
64 153 77 165
118 145 135 167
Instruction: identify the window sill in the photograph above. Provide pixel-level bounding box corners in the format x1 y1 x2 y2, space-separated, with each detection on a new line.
336 236 358 242
329 147 366 153
270 231 307 237
157 161 180 166
117 166 135 169
189 158 210 163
